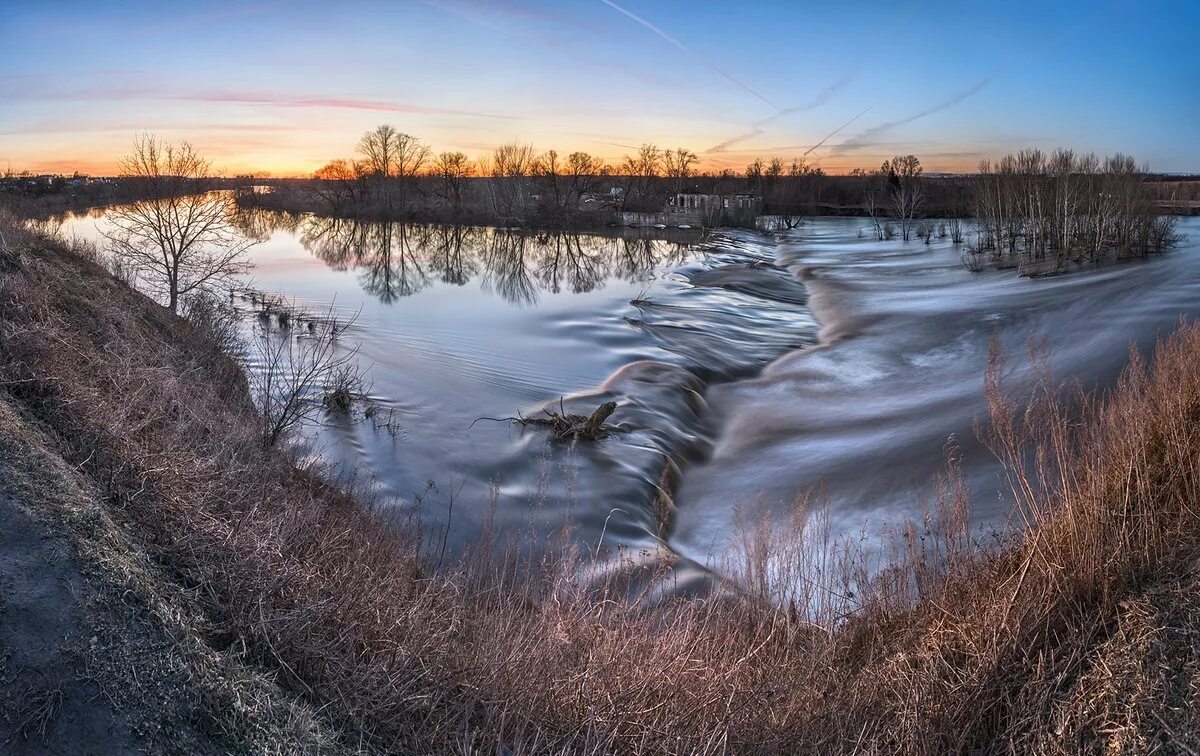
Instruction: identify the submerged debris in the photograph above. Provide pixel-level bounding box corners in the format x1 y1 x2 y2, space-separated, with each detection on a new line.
474 400 622 442
323 387 354 413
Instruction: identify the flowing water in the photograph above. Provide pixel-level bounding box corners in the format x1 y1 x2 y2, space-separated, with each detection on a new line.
58 208 1200 591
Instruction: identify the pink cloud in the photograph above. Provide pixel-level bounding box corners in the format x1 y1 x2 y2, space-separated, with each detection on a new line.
4 81 518 121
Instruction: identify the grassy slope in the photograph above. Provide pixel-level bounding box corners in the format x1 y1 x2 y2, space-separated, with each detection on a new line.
0 400 338 754
2 219 1200 753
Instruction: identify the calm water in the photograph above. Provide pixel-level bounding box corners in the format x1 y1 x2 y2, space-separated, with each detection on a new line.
59 208 1200 590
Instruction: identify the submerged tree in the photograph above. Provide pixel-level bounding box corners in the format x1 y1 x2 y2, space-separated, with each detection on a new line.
969 148 1178 272
881 155 926 242
104 136 253 313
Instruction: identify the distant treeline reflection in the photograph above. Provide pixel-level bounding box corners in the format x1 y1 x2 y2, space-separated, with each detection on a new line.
236 210 703 306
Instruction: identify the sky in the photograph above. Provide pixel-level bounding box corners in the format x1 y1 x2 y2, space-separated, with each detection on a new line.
1 0 1197 176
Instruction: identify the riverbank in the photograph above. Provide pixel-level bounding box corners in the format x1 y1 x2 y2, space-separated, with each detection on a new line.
5 213 1200 751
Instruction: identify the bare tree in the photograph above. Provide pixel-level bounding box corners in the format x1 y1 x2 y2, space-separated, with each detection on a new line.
311 159 365 214
104 136 253 313
533 149 564 210
969 148 1177 272
483 142 536 220
356 125 430 214
881 155 926 241
856 168 887 240
433 151 472 214
619 144 663 211
566 151 605 209
663 148 698 194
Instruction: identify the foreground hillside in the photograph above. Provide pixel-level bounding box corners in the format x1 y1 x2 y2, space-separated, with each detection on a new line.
2 214 1200 753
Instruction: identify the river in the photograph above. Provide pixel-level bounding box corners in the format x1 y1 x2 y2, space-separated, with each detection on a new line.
58 207 1200 592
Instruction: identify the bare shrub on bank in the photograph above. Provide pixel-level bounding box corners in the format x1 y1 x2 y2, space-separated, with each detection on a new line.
248 304 365 447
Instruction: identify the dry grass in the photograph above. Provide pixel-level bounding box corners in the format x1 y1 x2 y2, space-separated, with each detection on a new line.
3 208 1200 752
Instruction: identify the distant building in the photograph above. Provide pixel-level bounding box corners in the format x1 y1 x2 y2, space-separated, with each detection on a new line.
723 192 762 213
669 192 721 213
668 191 762 218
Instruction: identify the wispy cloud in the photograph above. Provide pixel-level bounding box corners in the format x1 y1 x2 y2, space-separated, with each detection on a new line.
173 91 519 120
4 82 519 121
832 78 991 154
707 72 855 153
0 121 292 136
599 0 779 110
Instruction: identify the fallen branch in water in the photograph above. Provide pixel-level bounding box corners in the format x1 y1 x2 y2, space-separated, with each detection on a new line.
471 399 622 441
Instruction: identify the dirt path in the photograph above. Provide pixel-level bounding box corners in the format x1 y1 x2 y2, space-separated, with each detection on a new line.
0 493 140 754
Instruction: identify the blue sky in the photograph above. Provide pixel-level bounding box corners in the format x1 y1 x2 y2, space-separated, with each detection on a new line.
1 0 1197 175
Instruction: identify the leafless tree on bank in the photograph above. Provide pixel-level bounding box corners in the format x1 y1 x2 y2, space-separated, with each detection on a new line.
103 136 253 313
433 151 472 214
357 125 431 215
482 142 536 221
663 148 698 194
619 144 663 211
533 150 565 211
311 159 366 215
566 151 607 209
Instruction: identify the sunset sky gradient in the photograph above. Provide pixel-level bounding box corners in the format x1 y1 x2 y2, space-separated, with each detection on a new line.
2 0 1197 176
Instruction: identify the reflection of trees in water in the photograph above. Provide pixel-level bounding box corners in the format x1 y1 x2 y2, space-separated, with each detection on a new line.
277 213 697 306
224 203 303 244
428 224 479 286
613 237 688 283
359 224 429 302
479 231 538 306
533 232 603 295
302 217 429 302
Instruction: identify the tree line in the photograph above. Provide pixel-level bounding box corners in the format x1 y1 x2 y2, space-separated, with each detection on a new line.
245 125 839 227
965 149 1180 272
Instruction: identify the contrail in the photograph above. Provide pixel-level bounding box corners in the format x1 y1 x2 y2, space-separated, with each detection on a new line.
589 139 642 151
833 78 990 154
707 72 855 153
804 106 872 156
599 0 779 110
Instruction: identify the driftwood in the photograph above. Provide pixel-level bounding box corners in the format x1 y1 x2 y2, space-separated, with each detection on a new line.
473 400 621 441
